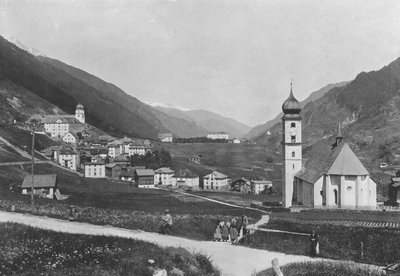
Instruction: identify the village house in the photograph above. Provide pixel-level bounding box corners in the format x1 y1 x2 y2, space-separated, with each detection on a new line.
119 168 136 183
105 163 124 180
21 174 63 200
233 138 241 144
58 146 78 171
251 180 273 195
159 133 173 143
189 155 201 164
203 171 229 191
113 154 131 166
154 167 175 186
135 169 155 188
207 132 229 140
230 177 251 193
84 162 106 178
128 144 150 156
173 169 200 191
281 84 377 208
62 132 78 144
108 144 121 158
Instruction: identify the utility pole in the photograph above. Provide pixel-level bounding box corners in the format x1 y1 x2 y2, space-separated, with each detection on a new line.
30 123 36 209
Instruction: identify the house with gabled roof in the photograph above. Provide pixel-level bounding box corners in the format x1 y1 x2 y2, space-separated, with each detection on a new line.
230 177 251 193
58 146 78 171
173 169 200 190
21 174 63 200
62 132 79 144
154 167 175 186
203 171 229 191
135 169 155 188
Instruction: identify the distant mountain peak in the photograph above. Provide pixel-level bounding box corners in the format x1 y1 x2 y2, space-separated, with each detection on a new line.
6 36 46 57
149 102 190 111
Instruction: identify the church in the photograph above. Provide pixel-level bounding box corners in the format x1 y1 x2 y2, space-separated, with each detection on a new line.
281 84 377 209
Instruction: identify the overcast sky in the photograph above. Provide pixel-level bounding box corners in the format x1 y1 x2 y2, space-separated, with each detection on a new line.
1 0 400 126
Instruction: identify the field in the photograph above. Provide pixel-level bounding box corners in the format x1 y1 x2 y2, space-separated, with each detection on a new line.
256 261 384 276
0 163 261 241
0 222 220 275
248 219 400 266
157 142 283 193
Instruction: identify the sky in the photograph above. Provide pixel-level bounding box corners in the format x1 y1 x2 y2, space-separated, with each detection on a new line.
1 0 400 127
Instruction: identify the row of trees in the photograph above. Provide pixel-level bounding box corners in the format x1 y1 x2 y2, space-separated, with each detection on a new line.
130 148 172 169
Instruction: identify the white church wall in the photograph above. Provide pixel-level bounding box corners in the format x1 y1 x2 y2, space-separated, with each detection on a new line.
313 177 324 206
330 175 340 206
342 176 356 207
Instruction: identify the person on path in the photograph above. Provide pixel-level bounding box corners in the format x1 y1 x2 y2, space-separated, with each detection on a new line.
241 214 248 236
160 209 173 234
230 218 238 243
309 230 320 257
221 221 229 242
213 224 222 242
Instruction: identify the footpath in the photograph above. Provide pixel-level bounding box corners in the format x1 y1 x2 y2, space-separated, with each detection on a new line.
0 211 383 276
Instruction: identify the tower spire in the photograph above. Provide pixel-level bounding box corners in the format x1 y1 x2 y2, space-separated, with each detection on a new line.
335 122 344 146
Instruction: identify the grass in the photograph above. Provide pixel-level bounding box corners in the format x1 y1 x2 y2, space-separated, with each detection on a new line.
0 222 220 275
271 209 400 224
249 219 400 266
0 163 261 241
256 261 384 276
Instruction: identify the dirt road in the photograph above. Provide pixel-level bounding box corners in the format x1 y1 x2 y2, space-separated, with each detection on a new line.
0 211 314 275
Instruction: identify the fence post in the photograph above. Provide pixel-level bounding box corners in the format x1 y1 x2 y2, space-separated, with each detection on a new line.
360 242 364 260
272 258 284 276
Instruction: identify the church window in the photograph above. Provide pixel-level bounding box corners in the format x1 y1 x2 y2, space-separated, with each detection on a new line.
347 186 352 191
333 189 338 205
290 122 296 128
291 136 296 142
292 164 295 169
292 151 295 157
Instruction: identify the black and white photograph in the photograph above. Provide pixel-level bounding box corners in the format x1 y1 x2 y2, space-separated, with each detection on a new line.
1 0 400 275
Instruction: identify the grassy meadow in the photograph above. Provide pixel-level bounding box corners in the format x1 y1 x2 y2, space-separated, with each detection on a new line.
0 222 220 276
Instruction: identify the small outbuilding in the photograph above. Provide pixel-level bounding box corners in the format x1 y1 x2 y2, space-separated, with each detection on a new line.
21 174 63 200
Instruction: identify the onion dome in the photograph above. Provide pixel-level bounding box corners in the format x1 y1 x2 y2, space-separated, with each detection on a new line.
282 83 301 114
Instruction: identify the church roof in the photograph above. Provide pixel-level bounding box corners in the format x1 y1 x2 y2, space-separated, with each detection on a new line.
327 143 369 175
296 142 369 184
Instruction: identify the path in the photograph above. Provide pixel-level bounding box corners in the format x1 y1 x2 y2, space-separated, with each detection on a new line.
0 136 37 160
175 190 265 212
0 211 382 276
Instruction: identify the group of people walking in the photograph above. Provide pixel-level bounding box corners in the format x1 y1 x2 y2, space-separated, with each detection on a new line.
213 215 249 244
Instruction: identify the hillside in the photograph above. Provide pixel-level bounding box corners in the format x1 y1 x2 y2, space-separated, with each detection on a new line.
243 81 350 139
0 36 209 139
154 105 251 138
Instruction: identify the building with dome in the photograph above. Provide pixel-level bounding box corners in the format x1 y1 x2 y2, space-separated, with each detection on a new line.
281 84 377 209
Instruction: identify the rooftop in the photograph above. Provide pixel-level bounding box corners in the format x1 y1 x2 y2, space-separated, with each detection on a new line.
21 174 57 188
136 169 155 177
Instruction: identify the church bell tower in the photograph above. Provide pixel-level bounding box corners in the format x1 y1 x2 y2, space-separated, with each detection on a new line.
282 83 302 208
75 103 85 124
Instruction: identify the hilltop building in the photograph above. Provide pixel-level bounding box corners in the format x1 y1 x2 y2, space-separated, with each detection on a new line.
207 132 229 140
159 133 173 143
28 104 85 139
281 84 377 209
